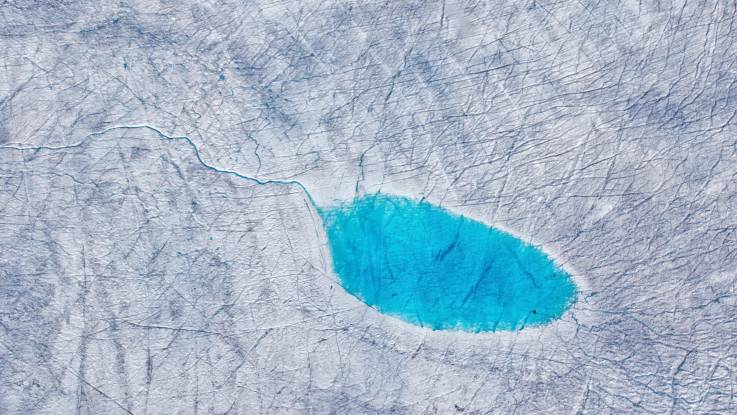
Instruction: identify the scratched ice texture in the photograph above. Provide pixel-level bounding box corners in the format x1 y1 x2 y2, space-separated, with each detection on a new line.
1 1 736 414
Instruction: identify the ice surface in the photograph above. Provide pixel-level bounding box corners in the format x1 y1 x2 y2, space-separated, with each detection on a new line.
1 1 737 414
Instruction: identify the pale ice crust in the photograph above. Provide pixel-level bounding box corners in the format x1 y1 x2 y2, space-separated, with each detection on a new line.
1 1 737 414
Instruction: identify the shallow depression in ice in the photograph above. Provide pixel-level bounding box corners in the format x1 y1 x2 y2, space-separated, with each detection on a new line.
319 194 578 332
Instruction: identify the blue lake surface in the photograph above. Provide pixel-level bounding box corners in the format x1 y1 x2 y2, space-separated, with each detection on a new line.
319 194 577 332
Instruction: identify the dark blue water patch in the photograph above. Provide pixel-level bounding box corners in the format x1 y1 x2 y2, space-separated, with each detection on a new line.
319 194 577 332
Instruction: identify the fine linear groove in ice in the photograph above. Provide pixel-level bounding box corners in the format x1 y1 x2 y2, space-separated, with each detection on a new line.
319 193 578 332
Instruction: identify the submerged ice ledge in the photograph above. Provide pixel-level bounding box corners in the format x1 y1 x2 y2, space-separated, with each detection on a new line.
320 193 578 332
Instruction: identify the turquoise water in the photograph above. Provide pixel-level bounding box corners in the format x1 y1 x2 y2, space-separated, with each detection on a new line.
319 194 577 332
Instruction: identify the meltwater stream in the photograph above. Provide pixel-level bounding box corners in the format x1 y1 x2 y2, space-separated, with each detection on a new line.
4 124 577 333
319 193 577 332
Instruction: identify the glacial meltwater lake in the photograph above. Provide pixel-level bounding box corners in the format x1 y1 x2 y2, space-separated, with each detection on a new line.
319 194 577 332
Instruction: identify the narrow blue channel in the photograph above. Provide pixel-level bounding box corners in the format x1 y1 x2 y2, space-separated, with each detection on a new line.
319 193 577 332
